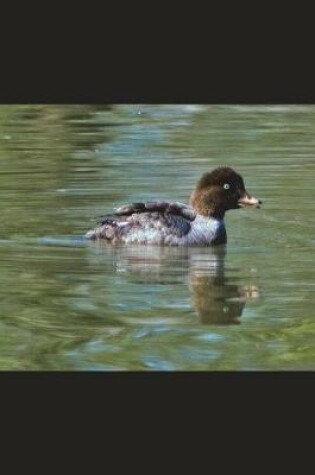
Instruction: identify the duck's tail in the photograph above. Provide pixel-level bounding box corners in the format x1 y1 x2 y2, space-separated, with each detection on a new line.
85 217 121 241
85 229 98 240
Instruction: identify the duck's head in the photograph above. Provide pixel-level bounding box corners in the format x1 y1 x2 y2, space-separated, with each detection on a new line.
189 166 262 219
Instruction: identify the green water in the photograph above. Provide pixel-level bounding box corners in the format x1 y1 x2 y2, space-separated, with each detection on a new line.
0 104 314 370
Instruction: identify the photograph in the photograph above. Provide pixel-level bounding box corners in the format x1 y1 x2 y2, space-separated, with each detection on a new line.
0 104 313 371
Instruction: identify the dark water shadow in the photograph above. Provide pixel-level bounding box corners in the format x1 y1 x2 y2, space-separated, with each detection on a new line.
86 242 260 325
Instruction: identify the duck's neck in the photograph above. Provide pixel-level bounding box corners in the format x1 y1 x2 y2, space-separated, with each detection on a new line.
189 190 225 220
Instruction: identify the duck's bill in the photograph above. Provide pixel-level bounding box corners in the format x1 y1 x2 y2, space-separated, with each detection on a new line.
238 192 262 208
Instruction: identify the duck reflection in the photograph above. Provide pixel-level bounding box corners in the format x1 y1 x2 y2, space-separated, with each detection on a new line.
187 248 259 324
87 242 260 325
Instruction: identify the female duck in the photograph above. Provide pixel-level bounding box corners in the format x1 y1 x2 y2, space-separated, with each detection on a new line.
85 166 262 246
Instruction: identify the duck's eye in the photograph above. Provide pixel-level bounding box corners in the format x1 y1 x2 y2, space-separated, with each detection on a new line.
223 183 230 190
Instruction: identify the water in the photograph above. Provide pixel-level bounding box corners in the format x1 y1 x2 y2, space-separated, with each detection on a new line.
0 104 314 370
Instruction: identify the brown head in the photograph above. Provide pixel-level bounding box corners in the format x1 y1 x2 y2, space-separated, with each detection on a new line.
189 166 262 219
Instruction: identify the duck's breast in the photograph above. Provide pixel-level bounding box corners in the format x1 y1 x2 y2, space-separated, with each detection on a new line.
181 216 226 245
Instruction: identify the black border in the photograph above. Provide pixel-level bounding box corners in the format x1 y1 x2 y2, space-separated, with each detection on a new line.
3 3 315 104
2 371 313 403
2 51 315 104
2 74 315 104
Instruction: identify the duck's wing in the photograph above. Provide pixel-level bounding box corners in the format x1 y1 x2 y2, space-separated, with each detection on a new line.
87 200 197 242
112 200 196 221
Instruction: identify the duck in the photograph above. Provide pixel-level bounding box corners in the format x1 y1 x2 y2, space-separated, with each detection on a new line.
85 166 262 246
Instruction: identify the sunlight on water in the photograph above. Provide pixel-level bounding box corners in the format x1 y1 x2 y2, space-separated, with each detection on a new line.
0 104 314 370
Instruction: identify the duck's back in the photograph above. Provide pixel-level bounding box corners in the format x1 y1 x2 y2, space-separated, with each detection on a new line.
85 200 226 246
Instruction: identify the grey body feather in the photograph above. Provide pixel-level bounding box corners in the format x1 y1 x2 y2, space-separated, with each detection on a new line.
86 200 226 246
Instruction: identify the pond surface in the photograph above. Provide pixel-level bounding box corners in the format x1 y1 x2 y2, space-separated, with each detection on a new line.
0 104 314 370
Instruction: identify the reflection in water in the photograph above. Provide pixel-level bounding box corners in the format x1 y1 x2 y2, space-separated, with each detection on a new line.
86 242 260 325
